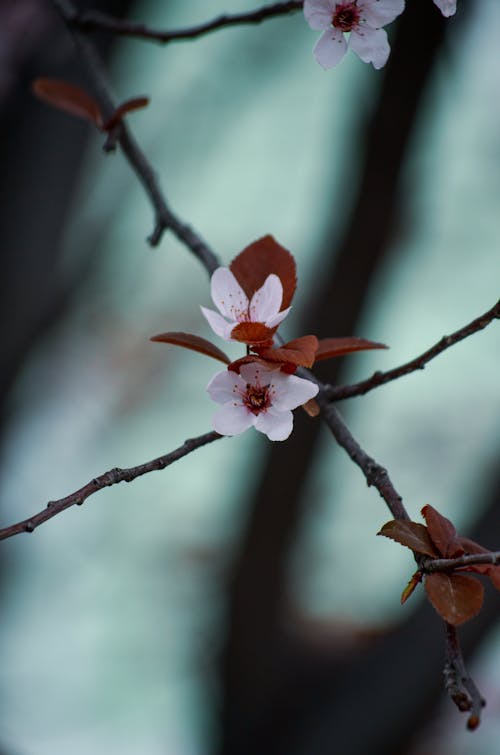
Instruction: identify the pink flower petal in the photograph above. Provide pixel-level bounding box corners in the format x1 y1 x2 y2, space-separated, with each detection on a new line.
210 267 248 321
360 0 405 27
349 26 390 69
255 408 294 441
266 306 291 330
271 373 319 411
433 0 456 16
313 27 347 69
238 362 277 386
303 0 336 30
249 274 283 324
206 370 245 405
212 403 255 436
200 306 234 340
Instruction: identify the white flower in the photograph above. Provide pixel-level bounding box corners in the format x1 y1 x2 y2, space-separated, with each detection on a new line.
201 267 290 342
304 0 405 70
207 363 319 441
433 0 456 17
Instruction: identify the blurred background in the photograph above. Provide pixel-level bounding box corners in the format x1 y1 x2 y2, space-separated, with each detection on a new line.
0 1 499 753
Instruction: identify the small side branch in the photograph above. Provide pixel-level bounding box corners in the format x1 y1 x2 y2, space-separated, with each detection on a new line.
424 551 500 572
326 298 500 401
0 431 222 542
73 2 304 45
444 623 485 729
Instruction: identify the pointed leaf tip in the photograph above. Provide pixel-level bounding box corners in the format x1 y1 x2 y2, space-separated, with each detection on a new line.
314 337 388 362
378 520 439 558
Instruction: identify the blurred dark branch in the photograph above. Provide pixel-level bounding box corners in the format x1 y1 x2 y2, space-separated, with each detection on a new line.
0 431 221 541
425 551 500 571
444 623 485 730
51 0 219 271
326 298 500 401
72 2 303 44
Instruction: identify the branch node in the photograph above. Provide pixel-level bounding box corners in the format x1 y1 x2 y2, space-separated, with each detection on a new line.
24 522 35 533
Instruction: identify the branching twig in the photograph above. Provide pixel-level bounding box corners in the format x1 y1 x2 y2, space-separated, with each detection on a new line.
444 623 485 729
51 0 220 273
424 551 500 572
73 2 303 45
0 431 221 542
325 298 500 401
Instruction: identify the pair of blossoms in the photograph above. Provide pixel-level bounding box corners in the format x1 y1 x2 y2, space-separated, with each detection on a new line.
304 0 457 70
152 236 385 441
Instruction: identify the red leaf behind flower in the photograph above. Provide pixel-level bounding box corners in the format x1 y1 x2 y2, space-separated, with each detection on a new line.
421 504 461 558
314 337 388 361
259 336 319 368
150 331 230 364
32 78 103 127
230 235 297 309
424 573 483 626
378 520 439 558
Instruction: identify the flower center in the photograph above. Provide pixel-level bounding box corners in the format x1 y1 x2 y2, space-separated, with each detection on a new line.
332 2 360 32
243 384 271 414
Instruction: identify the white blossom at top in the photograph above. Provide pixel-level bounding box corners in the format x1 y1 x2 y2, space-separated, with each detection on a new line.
303 0 405 70
433 0 456 17
201 268 290 341
206 363 319 441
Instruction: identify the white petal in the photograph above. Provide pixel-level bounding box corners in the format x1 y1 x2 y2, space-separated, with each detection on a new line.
349 26 390 69
271 374 319 411
210 267 248 320
433 0 456 17
360 0 405 27
249 274 283 324
239 362 277 386
255 408 294 441
303 0 335 30
206 370 245 405
212 403 255 436
200 306 234 340
313 28 347 69
266 306 291 329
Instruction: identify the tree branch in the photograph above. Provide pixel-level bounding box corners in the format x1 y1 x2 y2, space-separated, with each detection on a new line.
425 551 500 572
51 0 220 273
444 623 485 729
72 2 304 45
0 431 221 541
325 298 500 401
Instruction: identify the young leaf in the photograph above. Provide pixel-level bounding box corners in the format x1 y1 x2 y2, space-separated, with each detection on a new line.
230 235 297 309
314 337 387 361
424 573 483 626
378 520 439 558
259 335 319 368
32 78 103 127
421 504 461 558
302 398 320 417
150 331 230 364
230 321 275 346
401 571 422 604
102 96 150 131
227 355 274 373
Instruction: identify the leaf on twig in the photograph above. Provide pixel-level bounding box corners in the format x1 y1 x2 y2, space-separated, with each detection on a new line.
401 571 422 604
150 331 230 364
314 337 387 361
425 573 484 626
422 504 461 558
102 96 150 131
259 336 319 368
230 235 297 309
378 520 439 558
32 77 103 127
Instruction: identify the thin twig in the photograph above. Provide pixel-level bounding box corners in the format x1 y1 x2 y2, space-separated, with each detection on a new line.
425 551 500 572
317 393 410 522
73 2 303 45
51 0 220 273
444 623 485 729
0 431 222 542
325 298 500 401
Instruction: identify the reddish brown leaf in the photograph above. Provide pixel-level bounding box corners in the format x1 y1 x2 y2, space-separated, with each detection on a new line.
401 571 422 604
102 96 150 131
259 336 319 368
230 235 297 309
424 573 483 626
378 520 439 558
421 504 461 558
150 331 230 364
227 355 274 373
314 337 388 361
230 321 275 345
454 538 500 590
32 78 102 127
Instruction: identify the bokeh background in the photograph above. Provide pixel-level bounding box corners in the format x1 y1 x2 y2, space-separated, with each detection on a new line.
0 1 499 753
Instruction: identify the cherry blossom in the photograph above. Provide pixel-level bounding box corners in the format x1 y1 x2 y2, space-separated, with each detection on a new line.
206 362 319 441
201 267 290 342
433 0 456 17
303 0 405 70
